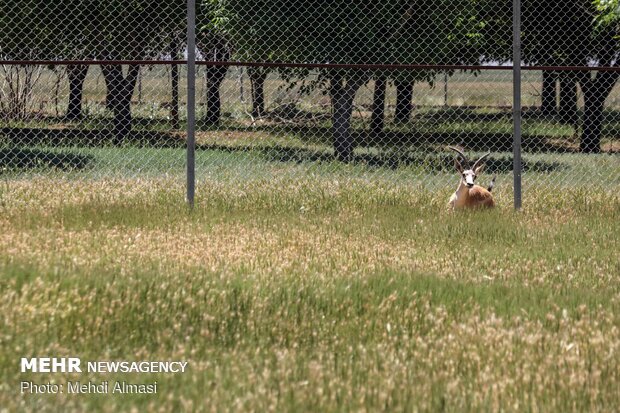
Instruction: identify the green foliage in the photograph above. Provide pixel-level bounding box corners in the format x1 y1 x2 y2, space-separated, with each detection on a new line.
0 0 186 60
202 0 493 86
595 0 620 48
596 0 620 26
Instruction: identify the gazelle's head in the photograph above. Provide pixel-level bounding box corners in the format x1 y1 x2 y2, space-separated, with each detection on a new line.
449 147 490 188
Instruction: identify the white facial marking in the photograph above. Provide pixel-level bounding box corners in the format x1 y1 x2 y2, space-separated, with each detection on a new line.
463 170 476 186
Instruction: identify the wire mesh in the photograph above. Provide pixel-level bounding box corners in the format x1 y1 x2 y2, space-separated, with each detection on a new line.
519 0 620 203
0 0 188 179
0 0 618 206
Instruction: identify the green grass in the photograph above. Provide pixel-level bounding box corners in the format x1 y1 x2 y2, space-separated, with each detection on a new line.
0 174 619 412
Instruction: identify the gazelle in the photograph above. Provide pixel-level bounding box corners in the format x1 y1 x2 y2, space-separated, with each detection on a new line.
447 147 496 210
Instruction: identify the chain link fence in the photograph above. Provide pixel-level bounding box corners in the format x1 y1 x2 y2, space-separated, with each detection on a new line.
1 0 618 206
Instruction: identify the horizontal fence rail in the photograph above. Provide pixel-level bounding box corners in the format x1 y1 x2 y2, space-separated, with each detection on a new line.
4 60 620 72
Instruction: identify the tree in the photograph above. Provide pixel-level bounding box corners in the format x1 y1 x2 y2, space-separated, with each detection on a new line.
89 0 186 142
520 0 620 152
540 70 556 116
372 0 495 132
1 0 186 140
558 72 578 124
197 31 231 126
248 67 268 118
394 80 414 123
46 0 93 121
483 0 620 152
201 1 279 122
370 76 388 135
66 65 89 120
576 0 620 152
521 1 586 124
204 0 392 160
0 0 61 120
205 0 487 161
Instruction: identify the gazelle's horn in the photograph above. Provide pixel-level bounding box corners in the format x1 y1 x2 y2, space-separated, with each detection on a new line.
472 151 491 171
448 146 469 168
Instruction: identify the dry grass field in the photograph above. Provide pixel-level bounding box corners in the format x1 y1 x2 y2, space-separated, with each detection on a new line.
1 175 619 412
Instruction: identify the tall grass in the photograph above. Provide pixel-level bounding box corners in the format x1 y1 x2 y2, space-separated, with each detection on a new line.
0 177 619 412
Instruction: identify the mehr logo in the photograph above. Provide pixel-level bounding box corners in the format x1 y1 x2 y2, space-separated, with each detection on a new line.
21 358 189 373
21 358 82 373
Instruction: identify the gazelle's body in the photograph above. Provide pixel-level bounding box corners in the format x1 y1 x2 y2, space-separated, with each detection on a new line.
447 147 496 210
448 181 495 210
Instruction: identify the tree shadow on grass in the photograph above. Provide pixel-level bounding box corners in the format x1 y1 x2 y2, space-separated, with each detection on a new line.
1 124 565 173
3 113 585 154
414 107 512 123
357 130 576 154
196 143 564 173
0 148 93 172
234 123 579 154
1 127 184 148
356 153 563 173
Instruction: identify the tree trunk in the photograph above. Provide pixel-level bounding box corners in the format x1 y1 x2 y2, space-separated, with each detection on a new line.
105 80 114 112
579 71 619 153
370 77 387 137
170 39 180 130
558 73 578 125
204 66 228 126
330 75 365 162
101 64 140 144
249 67 267 118
66 65 88 120
332 86 356 162
541 70 556 116
581 91 605 153
395 80 414 123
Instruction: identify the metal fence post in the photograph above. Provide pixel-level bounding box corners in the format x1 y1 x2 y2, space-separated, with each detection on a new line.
513 0 522 210
186 0 196 208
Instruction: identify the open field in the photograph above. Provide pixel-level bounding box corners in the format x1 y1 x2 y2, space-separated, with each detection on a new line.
0 171 619 412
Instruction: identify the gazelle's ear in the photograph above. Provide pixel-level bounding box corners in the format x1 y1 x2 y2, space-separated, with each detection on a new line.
454 158 464 173
474 163 485 175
